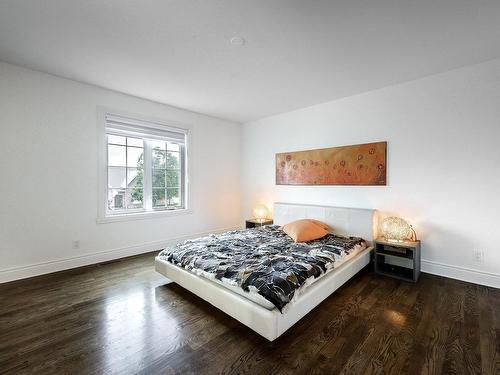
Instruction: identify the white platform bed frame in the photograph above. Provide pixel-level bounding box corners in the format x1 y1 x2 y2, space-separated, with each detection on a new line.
155 202 376 341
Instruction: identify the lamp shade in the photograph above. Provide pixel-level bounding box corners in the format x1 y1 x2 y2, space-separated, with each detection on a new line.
253 204 269 221
380 217 415 242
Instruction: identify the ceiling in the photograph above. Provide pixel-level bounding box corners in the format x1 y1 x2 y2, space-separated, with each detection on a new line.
1 1 499 123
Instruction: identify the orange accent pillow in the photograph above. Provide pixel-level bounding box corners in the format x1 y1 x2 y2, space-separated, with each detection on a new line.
282 219 329 243
309 219 329 230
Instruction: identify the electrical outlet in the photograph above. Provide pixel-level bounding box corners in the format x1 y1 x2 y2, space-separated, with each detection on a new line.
72 240 80 250
472 249 484 263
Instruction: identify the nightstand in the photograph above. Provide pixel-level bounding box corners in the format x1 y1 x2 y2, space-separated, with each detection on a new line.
374 238 421 282
245 219 273 229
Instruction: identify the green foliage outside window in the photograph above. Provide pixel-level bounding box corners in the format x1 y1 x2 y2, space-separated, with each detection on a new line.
131 147 180 206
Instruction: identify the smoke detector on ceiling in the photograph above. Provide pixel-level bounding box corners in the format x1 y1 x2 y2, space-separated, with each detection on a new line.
230 36 246 46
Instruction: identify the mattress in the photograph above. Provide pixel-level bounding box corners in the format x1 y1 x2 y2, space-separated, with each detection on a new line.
157 225 366 312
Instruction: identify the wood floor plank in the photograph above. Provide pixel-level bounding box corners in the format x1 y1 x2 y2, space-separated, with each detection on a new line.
463 284 482 375
0 252 497 374
477 286 500 375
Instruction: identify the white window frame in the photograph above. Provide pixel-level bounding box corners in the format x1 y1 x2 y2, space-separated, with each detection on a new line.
97 107 192 223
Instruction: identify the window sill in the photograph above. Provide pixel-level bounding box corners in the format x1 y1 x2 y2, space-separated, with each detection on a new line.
97 208 193 224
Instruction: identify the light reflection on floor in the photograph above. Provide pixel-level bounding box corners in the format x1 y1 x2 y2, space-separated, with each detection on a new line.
102 283 181 373
385 309 406 326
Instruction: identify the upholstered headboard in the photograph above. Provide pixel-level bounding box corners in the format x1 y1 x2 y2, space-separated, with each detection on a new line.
273 202 377 244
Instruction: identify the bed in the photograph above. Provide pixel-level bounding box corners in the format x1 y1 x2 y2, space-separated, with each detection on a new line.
155 202 376 341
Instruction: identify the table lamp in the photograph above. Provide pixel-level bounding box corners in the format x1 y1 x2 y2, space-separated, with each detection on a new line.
253 204 269 223
380 217 417 242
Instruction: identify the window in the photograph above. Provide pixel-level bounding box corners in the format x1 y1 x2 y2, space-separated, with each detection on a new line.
103 113 188 218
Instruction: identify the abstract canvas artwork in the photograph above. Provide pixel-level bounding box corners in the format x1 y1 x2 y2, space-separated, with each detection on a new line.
276 141 387 185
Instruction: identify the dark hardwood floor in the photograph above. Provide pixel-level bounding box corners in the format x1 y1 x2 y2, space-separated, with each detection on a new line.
1 252 499 375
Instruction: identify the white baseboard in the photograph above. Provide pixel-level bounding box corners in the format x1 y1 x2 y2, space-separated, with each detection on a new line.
0 226 241 284
422 259 500 289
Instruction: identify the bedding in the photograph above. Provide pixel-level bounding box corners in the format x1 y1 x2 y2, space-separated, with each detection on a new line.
157 225 365 312
196 244 367 311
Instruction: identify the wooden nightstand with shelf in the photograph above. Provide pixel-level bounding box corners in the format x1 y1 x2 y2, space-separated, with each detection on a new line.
245 219 273 229
374 238 421 282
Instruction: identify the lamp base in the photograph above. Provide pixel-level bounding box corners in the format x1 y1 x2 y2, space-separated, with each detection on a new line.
385 238 407 243
383 238 419 245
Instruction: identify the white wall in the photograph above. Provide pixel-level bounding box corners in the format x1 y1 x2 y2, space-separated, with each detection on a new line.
0 62 241 282
241 59 500 288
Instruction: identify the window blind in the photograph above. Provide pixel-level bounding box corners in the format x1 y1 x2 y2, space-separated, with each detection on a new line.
105 113 186 143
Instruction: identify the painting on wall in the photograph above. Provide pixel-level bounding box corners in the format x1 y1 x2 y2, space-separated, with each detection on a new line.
276 141 387 185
